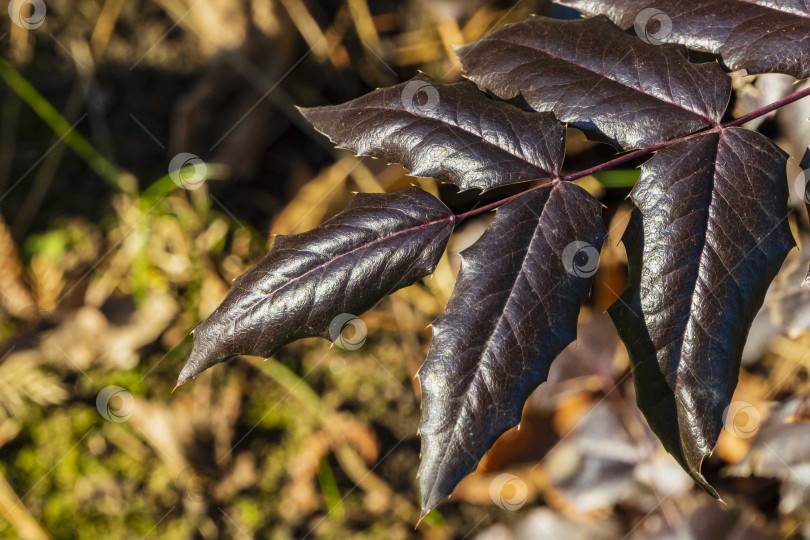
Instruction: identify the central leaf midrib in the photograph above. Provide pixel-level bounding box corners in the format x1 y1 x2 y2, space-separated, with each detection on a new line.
425 187 554 504
250 212 454 307
669 134 721 459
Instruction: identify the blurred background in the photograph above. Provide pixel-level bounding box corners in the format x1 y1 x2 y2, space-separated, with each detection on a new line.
1 0 810 538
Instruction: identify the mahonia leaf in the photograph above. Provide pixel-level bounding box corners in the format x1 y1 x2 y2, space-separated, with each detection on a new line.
456 15 730 150
609 128 795 495
554 0 810 78
177 187 454 385
298 73 565 191
417 181 606 514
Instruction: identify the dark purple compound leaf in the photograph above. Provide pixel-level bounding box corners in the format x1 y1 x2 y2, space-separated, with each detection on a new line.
298 73 565 191
554 0 810 79
417 181 606 515
456 15 730 150
609 128 795 496
177 187 454 385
